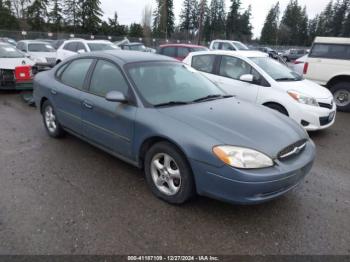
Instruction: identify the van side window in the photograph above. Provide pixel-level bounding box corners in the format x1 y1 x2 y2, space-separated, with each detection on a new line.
310 43 350 59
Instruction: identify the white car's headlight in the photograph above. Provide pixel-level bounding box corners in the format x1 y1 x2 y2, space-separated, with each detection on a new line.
288 90 319 107
213 146 274 169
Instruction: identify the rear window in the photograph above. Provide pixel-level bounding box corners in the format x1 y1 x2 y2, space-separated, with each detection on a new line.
309 43 350 60
162 47 176 57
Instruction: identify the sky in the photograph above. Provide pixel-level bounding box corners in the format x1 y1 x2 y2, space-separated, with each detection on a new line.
101 0 330 38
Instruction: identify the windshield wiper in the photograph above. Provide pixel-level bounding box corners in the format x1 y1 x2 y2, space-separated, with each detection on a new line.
275 77 299 81
192 94 233 103
154 101 190 108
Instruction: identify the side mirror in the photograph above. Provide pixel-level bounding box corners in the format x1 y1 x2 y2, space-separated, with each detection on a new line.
240 74 254 83
77 49 86 54
105 91 128 103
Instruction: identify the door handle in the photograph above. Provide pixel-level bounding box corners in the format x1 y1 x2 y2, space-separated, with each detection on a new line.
83 101 93 109
51 89 57 95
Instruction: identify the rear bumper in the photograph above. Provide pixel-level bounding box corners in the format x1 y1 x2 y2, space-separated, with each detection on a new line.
190 141 315 205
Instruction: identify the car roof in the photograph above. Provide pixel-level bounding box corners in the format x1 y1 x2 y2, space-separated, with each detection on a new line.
314 37 350 44
188 50 268 59
159 43 206 48
78 50 177 64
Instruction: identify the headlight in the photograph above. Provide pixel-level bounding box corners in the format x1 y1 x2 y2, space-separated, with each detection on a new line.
288 90 319 107
213 146 274 169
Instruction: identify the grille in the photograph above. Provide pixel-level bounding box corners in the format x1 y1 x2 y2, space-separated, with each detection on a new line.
318 102 333 109
278 139 307 160
0 69 15 88
320 116 333 126
46 57 56 64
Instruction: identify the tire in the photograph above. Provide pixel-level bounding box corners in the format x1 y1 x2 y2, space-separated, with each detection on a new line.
265 103 289 116
330 81 350 112
283 56 289 62
144 142 195 204
42 100 65 138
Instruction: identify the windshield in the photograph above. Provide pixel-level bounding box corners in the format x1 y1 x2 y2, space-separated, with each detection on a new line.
250 57 302 81
129 44 146 51
88 43 119 51
28 43 55 52
233 42 249 50
127 62 225 106
191 47 209 52
0 45 25 58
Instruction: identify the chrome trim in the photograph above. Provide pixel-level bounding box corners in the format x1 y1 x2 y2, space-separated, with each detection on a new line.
279 143 306 159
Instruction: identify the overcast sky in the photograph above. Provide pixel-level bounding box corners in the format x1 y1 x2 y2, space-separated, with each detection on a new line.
101 0 330 38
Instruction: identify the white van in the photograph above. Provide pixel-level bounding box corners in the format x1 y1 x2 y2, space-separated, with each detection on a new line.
183 50 336 131
304 37 350 112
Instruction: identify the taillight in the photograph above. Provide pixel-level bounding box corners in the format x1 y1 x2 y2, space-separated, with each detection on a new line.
303 62 309 75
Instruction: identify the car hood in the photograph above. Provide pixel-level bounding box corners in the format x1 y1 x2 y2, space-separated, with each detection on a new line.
276 79 332 99
29 52 57 58
159 98 308 158
0 58 35 70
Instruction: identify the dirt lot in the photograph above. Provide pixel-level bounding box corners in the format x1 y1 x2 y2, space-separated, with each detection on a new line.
0 94 349 255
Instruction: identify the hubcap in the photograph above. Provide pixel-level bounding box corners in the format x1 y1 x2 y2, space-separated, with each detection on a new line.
334 89 350 107
150 153 181 196
44 106 57 133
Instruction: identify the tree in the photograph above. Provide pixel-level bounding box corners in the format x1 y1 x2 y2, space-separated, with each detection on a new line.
26 0 48 31
239 5 253 41
297 6 308 46
63 0 82 33
48 0 63 32
226 0 241 39
153 0 175 38
308 15 319 45
180 0 192 31
260 2 280 45
0 0 19 29
81 0 103 34
10 0 30 19
209 0 226 39
331 0 349 36
129 23 143 37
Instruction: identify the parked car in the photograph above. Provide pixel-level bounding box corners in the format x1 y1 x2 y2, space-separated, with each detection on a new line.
293 54 308 76
119 42 155 53
0 43 35 90
16 40 57 70
183 50 336 131
304 37 350 112
56 39 120 63
0 37 17 46
33 51 315 205
209 40 249 51
52 39 66 49
282 49 308 62
157 44 208 61
257 47 279 59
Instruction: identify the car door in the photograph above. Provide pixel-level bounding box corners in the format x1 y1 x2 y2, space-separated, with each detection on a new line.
212 55 261 103
52 58 94 134
81 59 136 158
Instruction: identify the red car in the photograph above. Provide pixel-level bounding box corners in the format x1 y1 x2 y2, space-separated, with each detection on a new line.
157 44 208 61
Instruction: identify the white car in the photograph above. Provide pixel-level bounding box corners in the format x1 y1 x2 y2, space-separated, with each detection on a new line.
16 40 56 69
183 50 336 131
0 43 35 89
56 39 120 63
292 54 308 76
209 40 249 51
304 37 350 112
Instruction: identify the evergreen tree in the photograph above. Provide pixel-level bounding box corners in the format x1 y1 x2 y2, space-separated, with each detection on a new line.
226 0 241 39
48 0 63 32
129 23 143 37
260 2 280 45
321 0 334 36
153 0 175 38
331 0 349 36
63 0 82 33
343 10 350 36
239 5 252 41
308 15 319 45
81 0 103 34
297 6 308 46
191 0 199 30
27 0 48 31
0 0 19 29
180 0 192 31
210 0 226 39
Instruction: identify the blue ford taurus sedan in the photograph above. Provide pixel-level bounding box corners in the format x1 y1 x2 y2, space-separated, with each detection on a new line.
33 51 316 205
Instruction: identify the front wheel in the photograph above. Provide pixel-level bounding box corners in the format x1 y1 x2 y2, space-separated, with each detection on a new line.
330 82 350 112
144 142 195 204
42 100 65 138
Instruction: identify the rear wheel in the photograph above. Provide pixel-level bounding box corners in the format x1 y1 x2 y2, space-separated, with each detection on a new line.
42 100 65 138
330 81 350 112
144 142 195 204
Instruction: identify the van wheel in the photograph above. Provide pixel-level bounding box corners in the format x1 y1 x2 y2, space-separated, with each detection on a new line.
264 103 289 116
144 142 195 204
330 82 350 112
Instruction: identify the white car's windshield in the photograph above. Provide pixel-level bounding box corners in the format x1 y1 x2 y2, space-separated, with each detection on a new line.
88 43 119 51
233 42 249 50
0 45 25 58
127 62 227 106
251 57 302 81
28 43 55 52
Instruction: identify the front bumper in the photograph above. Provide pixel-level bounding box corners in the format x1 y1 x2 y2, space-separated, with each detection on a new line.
190 140 316 205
